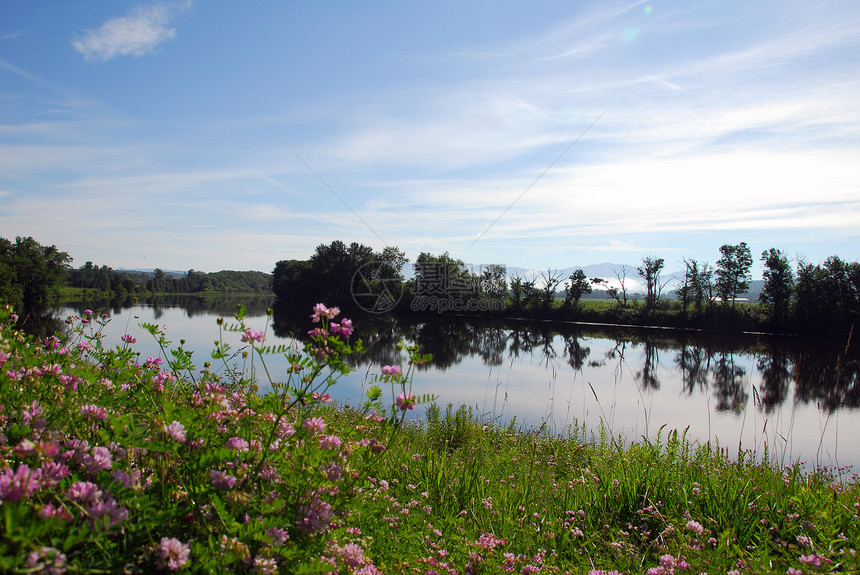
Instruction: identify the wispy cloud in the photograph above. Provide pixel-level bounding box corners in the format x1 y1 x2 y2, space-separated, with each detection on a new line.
71 3 186 62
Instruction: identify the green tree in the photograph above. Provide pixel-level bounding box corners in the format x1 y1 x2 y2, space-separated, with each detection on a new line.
637 256 665 309
413 252 471 298
677 259 713 315
0 236 72 312
563 269 592 308
272 259 314 302
823 256 858 322
306 241 377 303
793 261 826 325
715 242 753 306
377 246 409 282
759 248 794 324
479 264 508 300
509 276 524 310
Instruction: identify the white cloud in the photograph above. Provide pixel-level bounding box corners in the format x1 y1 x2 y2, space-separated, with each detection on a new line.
72 4 181 62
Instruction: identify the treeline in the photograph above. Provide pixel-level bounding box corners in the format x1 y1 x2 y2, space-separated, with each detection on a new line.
143 268 272 294
67 263 272 295
67 261 150 294
274 240 860 337
1 236 273 320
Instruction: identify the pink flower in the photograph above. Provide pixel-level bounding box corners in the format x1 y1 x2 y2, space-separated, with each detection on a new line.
799 555 826 568
156 537 191 571
322 462 343 481
26 546 67 575
225 437 249 452
253 555 279 575
338 543 365 569
310 303 340 323
275 420 295 439
121 334 136 344
0 464 41 501
83 446 113 473
302 417 326 435
381 365 402 379
241 329 265 343
66 481 102 503
39 461 70 488
145 357 162 368
685 520 704 535
164 421 187 444
338 318 353 336
296 493 334 533
310 303 328 322
395 391 416 411
81 404 108 420
14 439 37 457
266 526 290 545
476 532 506 550
319 434 343 450
87 495 128 527
210 469 237 490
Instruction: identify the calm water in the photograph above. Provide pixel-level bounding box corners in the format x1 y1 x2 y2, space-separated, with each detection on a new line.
55 297 860 472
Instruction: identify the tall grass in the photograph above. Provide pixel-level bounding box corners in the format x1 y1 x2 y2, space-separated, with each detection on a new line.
356 405 860 573
1 303 858 574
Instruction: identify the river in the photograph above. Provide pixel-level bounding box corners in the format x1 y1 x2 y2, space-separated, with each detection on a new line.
53 296 860 473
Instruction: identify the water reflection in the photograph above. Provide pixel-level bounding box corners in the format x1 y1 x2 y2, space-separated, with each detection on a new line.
50 298 860 468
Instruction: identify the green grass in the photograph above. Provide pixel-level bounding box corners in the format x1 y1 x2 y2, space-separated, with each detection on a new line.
354 406 860 573
1 303 858 574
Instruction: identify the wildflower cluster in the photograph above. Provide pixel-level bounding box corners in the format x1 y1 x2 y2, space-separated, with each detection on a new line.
0 303 407 573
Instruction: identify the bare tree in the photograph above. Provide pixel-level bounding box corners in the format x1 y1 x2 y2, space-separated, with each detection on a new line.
611 266 630 307
539 269 564 310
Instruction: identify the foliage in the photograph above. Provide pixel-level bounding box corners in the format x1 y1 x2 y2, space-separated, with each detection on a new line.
759 249 794 324
478 264 508 300
563 270 592 309
356 414 860 574
676 259 714 316
66 262 273 297
2 299 860 572
715 243 753 306
412 252 471 298
0 236 72 315
273 241 406 306
0 301 429 573
637 257 665 310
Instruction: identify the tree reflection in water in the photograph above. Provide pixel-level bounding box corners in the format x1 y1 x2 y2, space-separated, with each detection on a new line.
50 299 860 469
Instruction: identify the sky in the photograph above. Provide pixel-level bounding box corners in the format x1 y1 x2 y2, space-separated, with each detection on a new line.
2 0 859 276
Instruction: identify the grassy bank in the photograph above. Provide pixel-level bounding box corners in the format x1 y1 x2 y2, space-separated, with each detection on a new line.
1 304 858 574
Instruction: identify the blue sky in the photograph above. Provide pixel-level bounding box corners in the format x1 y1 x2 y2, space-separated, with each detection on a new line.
2 0 859 275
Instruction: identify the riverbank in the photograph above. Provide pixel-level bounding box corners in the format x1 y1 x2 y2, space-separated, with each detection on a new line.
1 303 857 573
